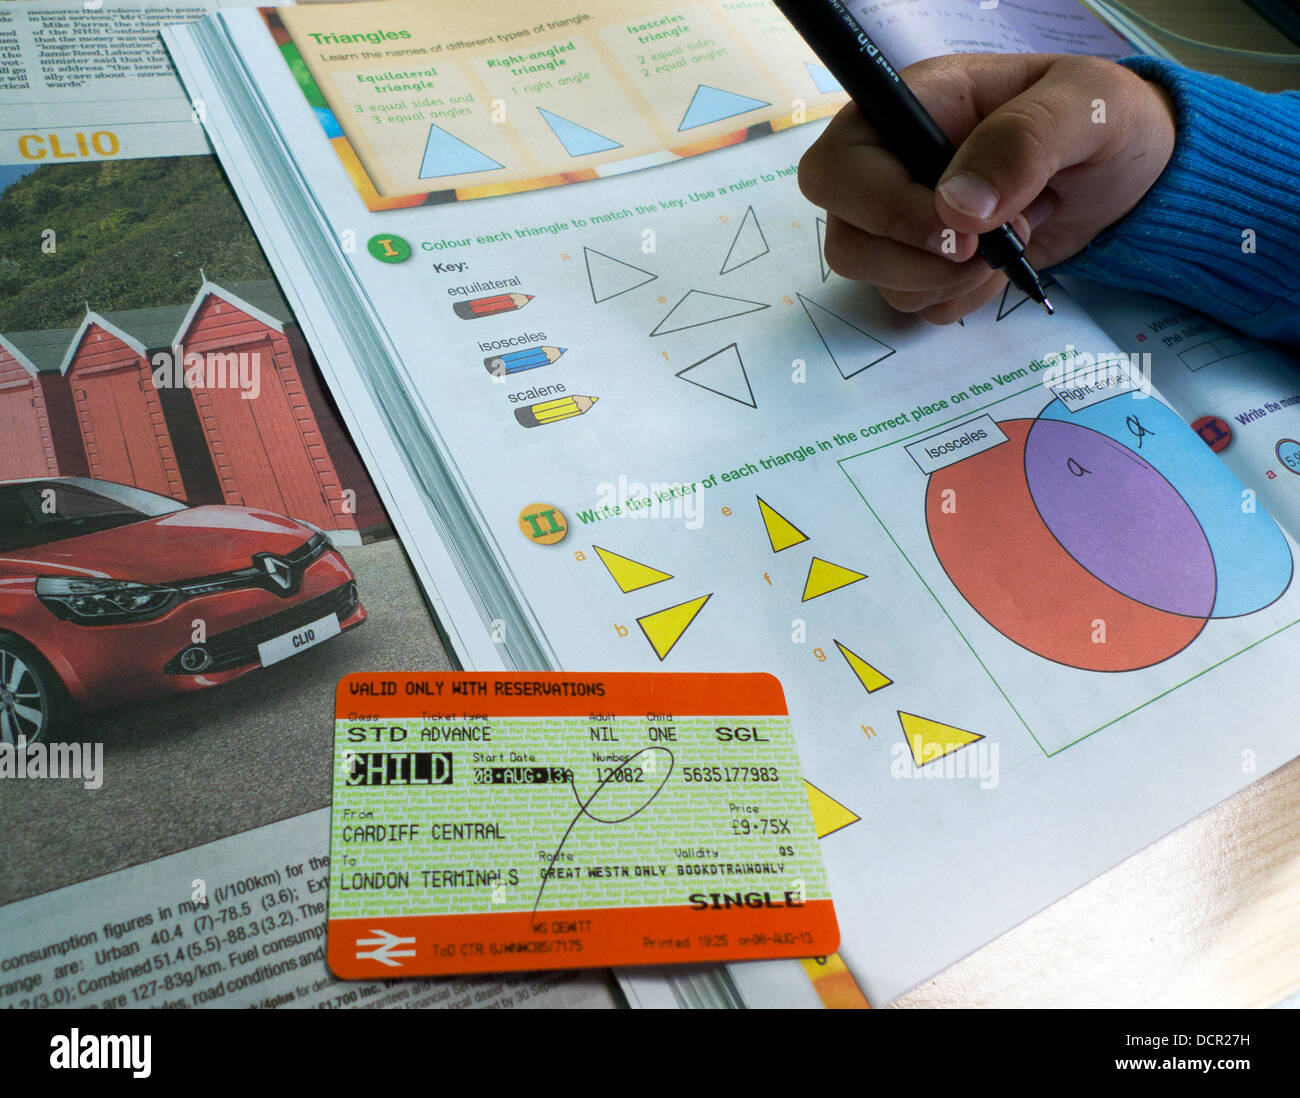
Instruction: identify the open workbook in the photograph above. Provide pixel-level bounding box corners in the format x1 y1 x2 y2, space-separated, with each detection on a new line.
163 0 1300 1006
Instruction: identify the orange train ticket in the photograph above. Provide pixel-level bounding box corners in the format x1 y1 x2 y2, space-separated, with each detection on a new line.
328 672 839 977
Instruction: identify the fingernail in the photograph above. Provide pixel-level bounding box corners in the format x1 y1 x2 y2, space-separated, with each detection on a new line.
938 172 999 220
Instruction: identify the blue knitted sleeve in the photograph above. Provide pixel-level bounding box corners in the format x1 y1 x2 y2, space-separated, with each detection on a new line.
1052 56 1300 347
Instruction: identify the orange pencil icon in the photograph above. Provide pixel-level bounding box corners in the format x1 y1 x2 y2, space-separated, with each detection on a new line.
454 293 534 319
515 394 598 427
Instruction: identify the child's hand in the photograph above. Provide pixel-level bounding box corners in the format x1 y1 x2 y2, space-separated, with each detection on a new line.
798 54 1176 323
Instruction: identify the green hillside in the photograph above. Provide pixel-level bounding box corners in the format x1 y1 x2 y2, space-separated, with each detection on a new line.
0 155 276 331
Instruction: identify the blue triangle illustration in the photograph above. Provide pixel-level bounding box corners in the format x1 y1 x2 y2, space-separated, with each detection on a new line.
418 122 504 179
806 61 842 95
679 84 771 131
538 107 622 157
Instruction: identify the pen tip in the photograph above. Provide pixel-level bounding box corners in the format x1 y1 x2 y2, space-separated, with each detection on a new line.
1041 298 1054 316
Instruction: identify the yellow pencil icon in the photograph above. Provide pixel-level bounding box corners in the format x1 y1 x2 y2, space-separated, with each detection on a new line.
514 394 599 428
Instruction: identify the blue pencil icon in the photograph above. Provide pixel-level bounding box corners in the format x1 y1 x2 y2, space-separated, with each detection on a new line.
485 345 567 376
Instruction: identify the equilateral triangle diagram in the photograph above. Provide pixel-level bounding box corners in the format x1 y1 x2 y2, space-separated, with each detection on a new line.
419 123 504 179
538 107 622 157
797 293 895 378
720 206 769 274
650 290 768 336
675 344 756 408
584 247 657 303
679 84 771 131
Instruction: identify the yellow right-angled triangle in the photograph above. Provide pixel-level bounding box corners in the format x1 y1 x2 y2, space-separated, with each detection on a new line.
757 496 809 553
834 640 892 693
804 780 860 839
802 557 867 601
637 594 712 660
899 712 984 767
593 545 673 593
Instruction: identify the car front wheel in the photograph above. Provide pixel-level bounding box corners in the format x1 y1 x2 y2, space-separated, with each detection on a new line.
0 636 66 746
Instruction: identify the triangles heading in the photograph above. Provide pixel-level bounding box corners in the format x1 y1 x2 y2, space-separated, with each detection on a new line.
756 496 809 553
593 545 673 593
802 557 867 601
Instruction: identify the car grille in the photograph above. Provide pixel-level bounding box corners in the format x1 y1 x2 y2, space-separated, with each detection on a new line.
163 583 359 674
174 535 330 600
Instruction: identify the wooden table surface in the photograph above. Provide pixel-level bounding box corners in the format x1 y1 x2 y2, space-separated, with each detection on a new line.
895 0 1300 1010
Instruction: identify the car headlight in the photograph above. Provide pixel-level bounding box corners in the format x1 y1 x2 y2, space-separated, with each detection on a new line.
36 577 182 625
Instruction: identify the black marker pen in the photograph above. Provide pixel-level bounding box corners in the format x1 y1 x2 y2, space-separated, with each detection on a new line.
773 0 1054 314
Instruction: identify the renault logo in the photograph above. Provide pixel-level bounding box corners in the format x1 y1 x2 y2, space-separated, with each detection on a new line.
259 555 293 591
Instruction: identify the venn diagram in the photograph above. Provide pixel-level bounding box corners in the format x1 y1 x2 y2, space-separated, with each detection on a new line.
925 393 1294 671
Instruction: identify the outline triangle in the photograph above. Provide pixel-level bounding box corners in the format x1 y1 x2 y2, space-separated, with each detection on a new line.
834 640 892 694
720 206 770 274
675 344 756 408
805 61 843 95
802 557 866 601
418 122 505 179
899 712 984 767
816 218 832 282
756 496 809 553
804 780 859 839
537 107 623 157
593 545 673 593
637 594 712 661
798 294 896 378
650 290 769 336
679 84 771 131
995 273 1056 321
584 247 657 304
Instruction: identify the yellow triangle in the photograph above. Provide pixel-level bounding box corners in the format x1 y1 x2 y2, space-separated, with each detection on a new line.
802 557 867 601
593 545 673 593
834 640 892 693
757 496 809 553
899 712 984 767
804 780 860 839
637 594 711 660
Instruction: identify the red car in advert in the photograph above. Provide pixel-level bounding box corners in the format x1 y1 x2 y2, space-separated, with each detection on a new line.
0 477 366 744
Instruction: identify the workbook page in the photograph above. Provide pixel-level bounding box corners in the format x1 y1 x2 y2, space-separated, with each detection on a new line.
178 4 1300 1003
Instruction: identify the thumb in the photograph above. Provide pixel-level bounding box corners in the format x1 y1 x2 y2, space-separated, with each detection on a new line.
934 64 1109 234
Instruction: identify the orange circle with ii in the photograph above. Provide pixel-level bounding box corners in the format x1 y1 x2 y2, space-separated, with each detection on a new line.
518 502 568 545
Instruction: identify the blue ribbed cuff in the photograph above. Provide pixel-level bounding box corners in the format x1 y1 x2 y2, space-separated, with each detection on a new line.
1054 56 1300 346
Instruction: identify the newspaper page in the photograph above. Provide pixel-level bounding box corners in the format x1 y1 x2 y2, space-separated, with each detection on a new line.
0 0 618 1010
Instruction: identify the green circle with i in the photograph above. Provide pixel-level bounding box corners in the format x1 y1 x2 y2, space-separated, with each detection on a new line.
367 233 412 263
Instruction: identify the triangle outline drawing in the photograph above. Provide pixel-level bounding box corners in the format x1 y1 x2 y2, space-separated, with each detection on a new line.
537 107 622 158
804 780 860 839
419 122 505 179
675 344 756 408
802 556 867 602
650 290 769 336
816 217 832 282
638 594 712 661
899 711 984 767
834 640 892 694
995 273 1056 321
584 247 657 304
756 496 809 553
720 206 770 275
806 61 843 94
679 84 771 131
593 545 673 594
798 293 896 378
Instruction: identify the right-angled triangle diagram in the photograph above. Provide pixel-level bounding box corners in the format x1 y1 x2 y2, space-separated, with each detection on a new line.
650 290 768 336
996 273 1057 321
675 344 756 408
797 294 895 378
538 107 622 157
584 247 657 304
720 207 769 274
418 123 505 178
